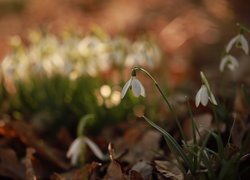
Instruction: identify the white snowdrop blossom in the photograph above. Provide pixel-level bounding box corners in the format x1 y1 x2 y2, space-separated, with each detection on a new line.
195 85 209 107
226 34 249 54
121 76 145 98
67 136 105 166
196 72 217 107
219 54 239 72
66 137 83 165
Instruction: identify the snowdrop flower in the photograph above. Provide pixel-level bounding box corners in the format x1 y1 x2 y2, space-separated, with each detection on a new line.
219 54 239 72
121 72 145 98
226 34 249 54
67 136 105 166
66 137 82 165
195 72 217 107
195 85 209 107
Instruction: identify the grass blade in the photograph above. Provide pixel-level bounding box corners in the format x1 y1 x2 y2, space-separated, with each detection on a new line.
211 132 225 160
142 115 194 174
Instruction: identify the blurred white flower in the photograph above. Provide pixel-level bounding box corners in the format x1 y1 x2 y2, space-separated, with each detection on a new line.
77 36 107 57
125 53 144 67
16 57 30 80
226 34 249 54
1 55 16 77
219 55 239 72
110 37 129 65
0 31 161 83
121 76 145 98
66 137 82 165
67 136 105 166
125 41 161 68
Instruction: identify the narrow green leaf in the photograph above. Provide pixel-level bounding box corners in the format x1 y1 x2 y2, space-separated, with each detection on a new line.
219 155 240 180
142 115 194 174
200 149 216 180
211 132 225 159
164 136 186 175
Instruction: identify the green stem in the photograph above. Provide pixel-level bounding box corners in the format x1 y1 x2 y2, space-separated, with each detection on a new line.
133 67 187 143
186 97 198 144
237 23 250 33
77 114 95 137
220 71 226 105
227 118 235 145
211 104 220 132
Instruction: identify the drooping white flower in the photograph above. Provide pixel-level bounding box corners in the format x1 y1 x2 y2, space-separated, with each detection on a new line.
66 137 83 165
121 76 145 98
219 54 239 72
226 34 249 54
196 72 217 107
195 85 209 107
67 136 105 166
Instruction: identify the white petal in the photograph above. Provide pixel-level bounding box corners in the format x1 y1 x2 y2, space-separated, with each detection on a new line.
66 138 81 158
70 152 78 166
200 85 209 106
226 35 239 53
66 138 82 165
240 35 249 54
137 79 146 97
84 137 105 160
219 55 228 72
132 77 141 97
227 55 239 71
121 78 132 99
220 55 239 72
195 86 202 107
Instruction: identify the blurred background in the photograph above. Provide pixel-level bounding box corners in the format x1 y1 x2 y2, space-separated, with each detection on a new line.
0 0 250 133
0 0 250 79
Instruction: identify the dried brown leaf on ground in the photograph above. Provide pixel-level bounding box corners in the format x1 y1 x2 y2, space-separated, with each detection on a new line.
104 143 127 180
184 113 213 142
129 170 144 180
0 120 69 170
154 160 183 180
232 89 250 147
50 161 101 180
0 148 25 179
119 128 162 164
234 88 249 115
130 160 153 179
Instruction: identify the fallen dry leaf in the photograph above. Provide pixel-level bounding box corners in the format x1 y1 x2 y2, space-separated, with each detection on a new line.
104 143 127 180
0 148 25 179
234 87 249 115
50 161 101 180
0 120 69 170
184 113 212 142
130 160 153 179
122 129 161 164
154 160 184 180
129 170 144 180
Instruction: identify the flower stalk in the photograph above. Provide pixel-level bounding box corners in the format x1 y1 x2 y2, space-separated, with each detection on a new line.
132 67 187 143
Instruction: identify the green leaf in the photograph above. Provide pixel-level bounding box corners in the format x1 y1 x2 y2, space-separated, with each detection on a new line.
200 149 216 180
142 115 194 174
211 132 225 160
